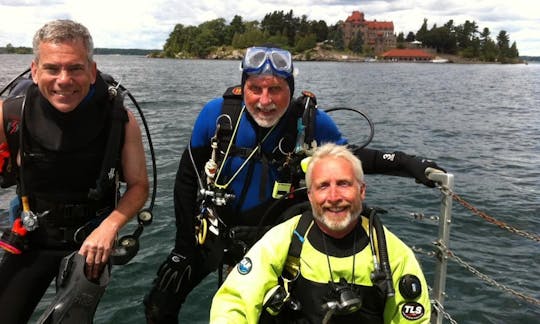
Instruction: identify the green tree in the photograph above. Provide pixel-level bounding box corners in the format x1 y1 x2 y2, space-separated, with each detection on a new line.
163 24 187 57
328 24 344 50
496 30 510 60
6 43 14 54
509 41 519 58
310 20 329 42
482 38 498 62
349 31 363 54
405 32 415 42
231 22 265 48
416 19 429 43
225 15 246 44
295 33 317 52
396 32 405 48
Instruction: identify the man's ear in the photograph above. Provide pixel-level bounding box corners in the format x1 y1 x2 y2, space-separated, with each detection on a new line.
31 60 38 84
90 61 97 84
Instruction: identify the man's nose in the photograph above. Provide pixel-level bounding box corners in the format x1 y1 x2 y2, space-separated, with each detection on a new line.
259 89 272 105
57 69 72 83
327 185 342 202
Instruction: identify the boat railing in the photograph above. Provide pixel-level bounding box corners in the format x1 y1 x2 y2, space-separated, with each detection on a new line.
421 168 539 324
426 167 454 324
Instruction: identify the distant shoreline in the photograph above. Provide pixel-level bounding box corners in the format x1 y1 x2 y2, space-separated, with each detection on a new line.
1 47 537 63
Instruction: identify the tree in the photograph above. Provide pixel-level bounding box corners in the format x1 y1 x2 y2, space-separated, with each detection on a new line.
310 20 329 42
349 31 363 54
405 32 415 42
396 32 405 49
496 30 510 60
328 23 344 50
509 41 519 58
224 15 246 45
295 33 317 52
163 24 187 57
6 43 14 54
416 18 429 42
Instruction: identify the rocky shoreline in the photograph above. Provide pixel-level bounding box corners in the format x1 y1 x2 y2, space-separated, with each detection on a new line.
155 45 525 64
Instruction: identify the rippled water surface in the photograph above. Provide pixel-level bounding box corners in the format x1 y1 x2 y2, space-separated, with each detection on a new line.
1 54 539 323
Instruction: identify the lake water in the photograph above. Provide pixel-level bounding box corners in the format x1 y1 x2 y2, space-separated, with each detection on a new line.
1 54 539 323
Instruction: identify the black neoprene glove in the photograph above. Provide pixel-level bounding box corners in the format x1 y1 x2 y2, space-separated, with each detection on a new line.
155 251 193 294
397 152 446 188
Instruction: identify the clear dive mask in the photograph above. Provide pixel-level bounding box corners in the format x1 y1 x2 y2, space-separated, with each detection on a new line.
242 46 293 78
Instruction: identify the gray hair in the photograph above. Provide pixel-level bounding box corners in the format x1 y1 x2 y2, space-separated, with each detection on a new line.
305 143 364 189
33 19 94 63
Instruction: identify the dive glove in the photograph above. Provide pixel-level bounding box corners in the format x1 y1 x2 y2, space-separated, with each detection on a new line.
156 251 192 294
398 152 446 188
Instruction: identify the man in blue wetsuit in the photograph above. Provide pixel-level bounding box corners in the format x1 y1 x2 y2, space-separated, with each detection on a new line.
143 45 444 323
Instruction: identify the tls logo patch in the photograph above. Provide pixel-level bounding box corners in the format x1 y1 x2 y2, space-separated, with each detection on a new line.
401 302 425 320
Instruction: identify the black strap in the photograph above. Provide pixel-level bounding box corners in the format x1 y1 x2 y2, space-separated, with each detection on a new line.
88 85 128 200
1 95 24 188
219 85 244 156
288 211 312 261
300 91 317 147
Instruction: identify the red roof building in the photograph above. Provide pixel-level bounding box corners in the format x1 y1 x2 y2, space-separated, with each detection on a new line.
380 49 434 61
342 10 396 54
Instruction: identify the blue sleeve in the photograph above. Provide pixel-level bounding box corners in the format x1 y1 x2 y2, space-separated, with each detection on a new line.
314 109 348 145
190 97 223 148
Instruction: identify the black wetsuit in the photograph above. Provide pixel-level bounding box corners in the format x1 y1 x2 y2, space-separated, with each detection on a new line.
0 74 124 324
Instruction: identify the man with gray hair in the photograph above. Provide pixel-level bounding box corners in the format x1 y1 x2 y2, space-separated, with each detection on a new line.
0 19 149 323
210 143 431 323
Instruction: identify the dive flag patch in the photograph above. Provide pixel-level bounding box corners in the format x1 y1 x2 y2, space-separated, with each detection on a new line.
237 257 252 275
401 302 425 320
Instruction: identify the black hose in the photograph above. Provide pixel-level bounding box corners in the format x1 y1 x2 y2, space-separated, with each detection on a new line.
372 211 395 297
124 90 157 211
324 107 374 149
0 68 31 97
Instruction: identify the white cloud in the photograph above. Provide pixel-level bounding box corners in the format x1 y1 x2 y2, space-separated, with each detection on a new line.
0 0 538 55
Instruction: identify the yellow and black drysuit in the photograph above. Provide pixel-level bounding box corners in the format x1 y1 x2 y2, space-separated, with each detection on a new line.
210 211 431 323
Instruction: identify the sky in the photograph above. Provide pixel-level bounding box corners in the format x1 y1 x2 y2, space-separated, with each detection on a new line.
0 0 538 56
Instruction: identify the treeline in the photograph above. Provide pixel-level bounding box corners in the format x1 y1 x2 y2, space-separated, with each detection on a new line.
94 48 159 56
0 45 158 56
397 19 520 62
162 10 342 58
162 10 522 63
0 44 32 54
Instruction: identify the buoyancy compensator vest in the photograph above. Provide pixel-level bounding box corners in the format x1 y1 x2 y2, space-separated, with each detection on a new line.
1 72 128 246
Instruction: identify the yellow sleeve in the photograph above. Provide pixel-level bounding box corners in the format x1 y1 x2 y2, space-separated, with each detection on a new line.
210 216 299 323
383 229 432 324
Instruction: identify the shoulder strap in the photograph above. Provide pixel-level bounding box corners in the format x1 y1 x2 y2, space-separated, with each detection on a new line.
283 211 313 278
279 90 318 155
219 85 243 146
88 73 128 200
1 95 24 188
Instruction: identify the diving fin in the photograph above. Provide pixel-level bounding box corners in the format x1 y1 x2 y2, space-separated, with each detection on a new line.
37 252 111 324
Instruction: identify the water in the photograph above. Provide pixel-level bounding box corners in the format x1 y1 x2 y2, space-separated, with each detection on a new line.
1 54 539 323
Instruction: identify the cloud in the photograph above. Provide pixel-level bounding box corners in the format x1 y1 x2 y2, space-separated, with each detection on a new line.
0 0 538 55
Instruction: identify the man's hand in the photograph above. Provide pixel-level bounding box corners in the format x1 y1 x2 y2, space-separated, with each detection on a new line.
156 251 193 294
399 153 446 188
79 218 117 280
